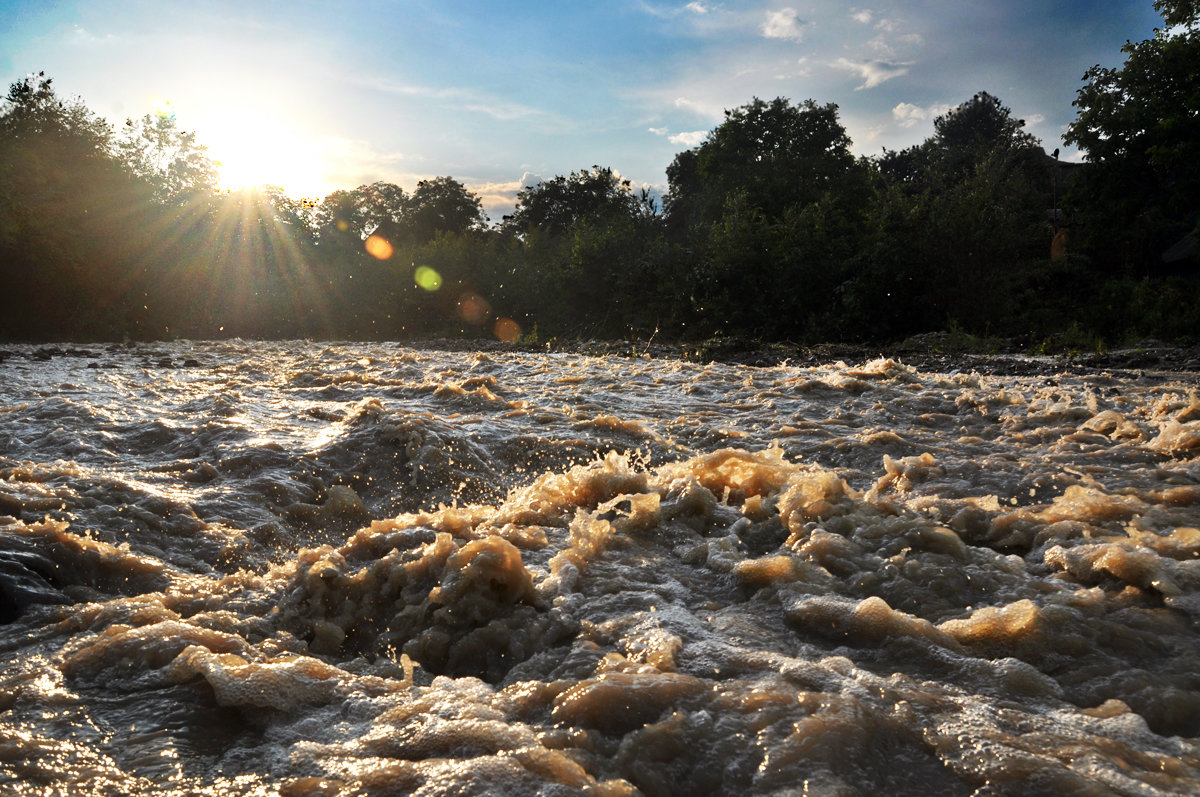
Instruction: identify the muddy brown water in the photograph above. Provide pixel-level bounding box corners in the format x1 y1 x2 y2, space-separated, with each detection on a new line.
0 340 1198 796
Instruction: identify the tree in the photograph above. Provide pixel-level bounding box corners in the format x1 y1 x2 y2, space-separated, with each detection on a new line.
498 167 662 336
1155 0 1200 27
0 73 150 339
503 167 648 237
662 97 873 340
930 91 1040 174
878 92 1043 189
861 92 1053 339
401 176 487 244
118 111 217 203
1064 0 1199 269
0 72 112 153
665 97 861 233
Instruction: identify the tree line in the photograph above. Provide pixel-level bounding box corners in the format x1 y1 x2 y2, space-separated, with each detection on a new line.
2 0 1196 346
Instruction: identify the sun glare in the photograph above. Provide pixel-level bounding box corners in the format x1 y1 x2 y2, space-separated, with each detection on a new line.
201 115 330 199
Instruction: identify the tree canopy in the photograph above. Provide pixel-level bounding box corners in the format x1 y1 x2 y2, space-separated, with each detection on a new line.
665 97 862 232
1065 0 1200 268
403 176 488 243
504 167 646 238
3 1 1198 350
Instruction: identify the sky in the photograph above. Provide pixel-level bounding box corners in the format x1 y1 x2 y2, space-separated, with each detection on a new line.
1 0 1165 221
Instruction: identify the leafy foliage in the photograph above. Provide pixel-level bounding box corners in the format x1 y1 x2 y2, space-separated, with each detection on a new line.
504 167 646 237
1065 0 1200 269
403 176 488 244
118 112 217 203
665 97 863 234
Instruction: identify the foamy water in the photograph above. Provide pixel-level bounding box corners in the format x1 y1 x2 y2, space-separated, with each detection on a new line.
1 340 1198 795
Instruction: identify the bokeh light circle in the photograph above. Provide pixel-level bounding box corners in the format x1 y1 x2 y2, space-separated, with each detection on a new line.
457 293 491 325
494 317 521 343
364 234 393 260
414 266 443 291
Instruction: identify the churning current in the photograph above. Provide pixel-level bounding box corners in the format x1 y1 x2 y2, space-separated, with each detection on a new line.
0 340 1198 796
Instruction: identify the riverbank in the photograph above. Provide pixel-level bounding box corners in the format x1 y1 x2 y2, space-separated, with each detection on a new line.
408 333 1200 377
7 334 1200 379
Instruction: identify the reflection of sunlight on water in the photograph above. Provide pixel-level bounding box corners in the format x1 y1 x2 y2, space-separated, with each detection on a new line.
305 420 344 452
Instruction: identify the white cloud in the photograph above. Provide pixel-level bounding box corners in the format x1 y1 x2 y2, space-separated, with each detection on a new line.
1026 113 1045 125
648 126 708 147
852 9 873 24
891 102 951 128
469 172 543 221
668 130 708 147
835 58 910 90
685 2 709 13
762 8 808 41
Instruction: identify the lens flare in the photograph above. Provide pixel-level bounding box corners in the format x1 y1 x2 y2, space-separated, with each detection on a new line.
150 97 176 119
457 293 491 325
494 317 521 343
414 266 443 292
364 234 393 260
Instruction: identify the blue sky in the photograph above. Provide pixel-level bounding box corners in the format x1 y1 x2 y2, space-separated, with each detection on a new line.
1 0 1164 219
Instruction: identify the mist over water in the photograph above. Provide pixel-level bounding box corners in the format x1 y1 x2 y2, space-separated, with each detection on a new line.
1 340 1198 796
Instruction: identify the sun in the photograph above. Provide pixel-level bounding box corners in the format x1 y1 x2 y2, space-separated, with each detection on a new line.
199 113 331 200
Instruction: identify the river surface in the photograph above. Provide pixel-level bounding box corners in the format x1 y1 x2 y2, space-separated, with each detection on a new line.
1 340 1198 796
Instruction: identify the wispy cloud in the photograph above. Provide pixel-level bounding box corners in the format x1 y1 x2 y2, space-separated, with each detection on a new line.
312 136 422 197
673 95 724 117
636 1 714 20
762 8 809 42
363 76 553 123
835 58 910 90
855 13 924 59
67 25 117 45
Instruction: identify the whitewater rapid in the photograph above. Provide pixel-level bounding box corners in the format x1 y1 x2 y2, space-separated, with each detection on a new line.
0 340 1198 795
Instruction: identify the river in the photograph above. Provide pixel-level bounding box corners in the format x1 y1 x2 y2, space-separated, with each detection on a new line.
0 340 1197 795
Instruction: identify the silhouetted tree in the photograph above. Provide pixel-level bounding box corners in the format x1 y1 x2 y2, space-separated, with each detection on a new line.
929 91 1041 176
665 97 860 234
402 176 487 244
499 167 662 336
1065 0 1200 270
0 73 150 338
662 97 872 339
503 167 647 237
118 111 217 204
